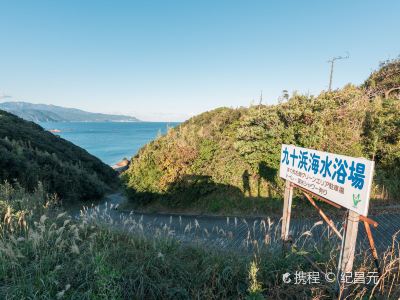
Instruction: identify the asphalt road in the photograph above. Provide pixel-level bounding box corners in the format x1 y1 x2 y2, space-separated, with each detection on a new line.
74 193 400 254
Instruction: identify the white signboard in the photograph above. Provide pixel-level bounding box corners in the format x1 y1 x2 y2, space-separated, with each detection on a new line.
279 144 374 216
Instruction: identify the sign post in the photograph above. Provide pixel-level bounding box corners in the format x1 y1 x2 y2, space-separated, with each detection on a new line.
279 144 377 298
339 210 360 273
281 180 293 241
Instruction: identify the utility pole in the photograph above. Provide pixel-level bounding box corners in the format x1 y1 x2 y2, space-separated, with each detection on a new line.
258 90 263 116
327 53 349 91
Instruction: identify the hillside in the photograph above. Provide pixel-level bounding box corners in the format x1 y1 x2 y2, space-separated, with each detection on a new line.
0 101 140 122
0 109 119 202
123 59 400 214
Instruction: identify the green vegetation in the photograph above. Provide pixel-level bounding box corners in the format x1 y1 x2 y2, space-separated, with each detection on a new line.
0 110 118 202
1 183 399 299
363 57 400 99
124 59 400 213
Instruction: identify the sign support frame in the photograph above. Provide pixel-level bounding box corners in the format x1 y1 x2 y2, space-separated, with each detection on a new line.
280 180 380 299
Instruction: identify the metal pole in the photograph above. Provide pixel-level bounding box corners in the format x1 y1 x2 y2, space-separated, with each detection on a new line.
302 191 343 240
363 221 381 275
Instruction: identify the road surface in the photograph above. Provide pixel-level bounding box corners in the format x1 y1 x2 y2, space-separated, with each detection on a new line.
73 192 400 253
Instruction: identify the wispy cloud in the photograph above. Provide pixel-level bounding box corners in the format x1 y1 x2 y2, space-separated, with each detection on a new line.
0 93 12 100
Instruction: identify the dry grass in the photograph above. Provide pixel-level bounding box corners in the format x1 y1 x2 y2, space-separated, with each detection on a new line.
1 183 399 299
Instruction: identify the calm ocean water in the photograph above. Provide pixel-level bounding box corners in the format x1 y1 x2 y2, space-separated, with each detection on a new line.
39 122 180 165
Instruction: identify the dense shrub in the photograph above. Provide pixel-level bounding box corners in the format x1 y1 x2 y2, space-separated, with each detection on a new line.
363 57 400 99
0 110 118 202
124 65 400 210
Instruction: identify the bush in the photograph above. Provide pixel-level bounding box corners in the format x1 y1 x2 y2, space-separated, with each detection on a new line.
124 82 400 211
0 110 119 202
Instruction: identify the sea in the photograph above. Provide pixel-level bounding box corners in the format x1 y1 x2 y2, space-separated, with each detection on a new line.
39 122 180 165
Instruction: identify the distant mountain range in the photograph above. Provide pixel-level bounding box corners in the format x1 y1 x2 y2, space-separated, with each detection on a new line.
0 101 140 122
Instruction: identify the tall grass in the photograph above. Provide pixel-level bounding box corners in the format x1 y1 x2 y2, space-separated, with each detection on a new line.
1 183 399 299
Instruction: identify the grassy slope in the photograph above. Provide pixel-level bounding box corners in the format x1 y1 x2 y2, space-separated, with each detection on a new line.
0 109 119 202
124 62 400 215
2 183 399 299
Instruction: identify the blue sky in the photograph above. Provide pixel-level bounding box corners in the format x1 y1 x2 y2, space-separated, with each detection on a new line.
0 1 399 121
